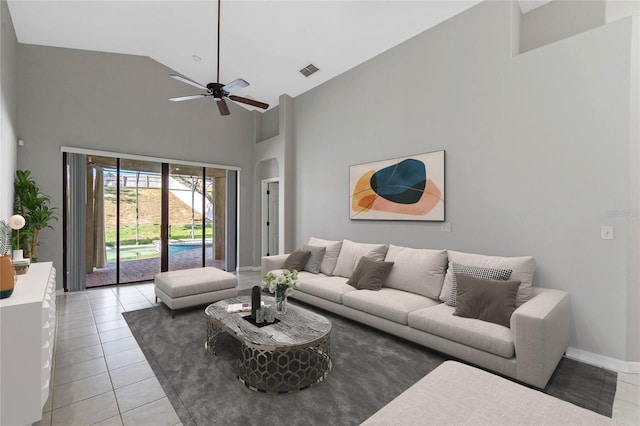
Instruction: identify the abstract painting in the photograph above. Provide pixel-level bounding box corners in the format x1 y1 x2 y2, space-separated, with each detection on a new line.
350 150 445 221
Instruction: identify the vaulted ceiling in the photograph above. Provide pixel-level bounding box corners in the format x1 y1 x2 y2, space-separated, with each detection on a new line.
7 1 551 112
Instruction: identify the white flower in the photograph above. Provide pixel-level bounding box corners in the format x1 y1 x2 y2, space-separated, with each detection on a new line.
261 269 300 295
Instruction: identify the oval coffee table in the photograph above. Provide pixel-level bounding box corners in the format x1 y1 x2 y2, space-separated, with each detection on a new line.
205 295 332 394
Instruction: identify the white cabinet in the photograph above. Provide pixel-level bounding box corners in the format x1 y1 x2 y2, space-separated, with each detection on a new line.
0 262 56 426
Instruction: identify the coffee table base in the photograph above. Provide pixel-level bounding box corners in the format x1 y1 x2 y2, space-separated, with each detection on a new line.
237 338 331 394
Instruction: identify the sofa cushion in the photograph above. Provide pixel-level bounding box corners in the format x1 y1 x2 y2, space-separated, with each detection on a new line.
453 273 520 328
282 249 311 271
440 251 535 307
333 240 388 278
295 275 356 304
446 263 512 307
384 245 447 299
308 237 343 275
302 244 326 274
347 257 394 290
408 304 514 358
343 288 441 325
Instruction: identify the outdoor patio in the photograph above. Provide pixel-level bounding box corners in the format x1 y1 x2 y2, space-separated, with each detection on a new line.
85 246 225 288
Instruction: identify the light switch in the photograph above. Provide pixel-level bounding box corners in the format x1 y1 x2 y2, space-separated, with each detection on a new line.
601 226 614 240
441 223 451 233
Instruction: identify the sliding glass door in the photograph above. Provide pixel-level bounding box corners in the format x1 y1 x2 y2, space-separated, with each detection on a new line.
64 151 238 291
117 159 162 284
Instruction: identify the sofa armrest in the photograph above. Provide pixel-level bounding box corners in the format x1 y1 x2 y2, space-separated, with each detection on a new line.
261 254 289 276
510 288 570 389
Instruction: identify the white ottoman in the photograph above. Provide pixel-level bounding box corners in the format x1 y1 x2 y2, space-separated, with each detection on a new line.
154 267 238 317
362 361 614 425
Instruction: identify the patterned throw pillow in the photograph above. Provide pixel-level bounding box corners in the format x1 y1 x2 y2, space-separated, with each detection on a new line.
446 263 512 307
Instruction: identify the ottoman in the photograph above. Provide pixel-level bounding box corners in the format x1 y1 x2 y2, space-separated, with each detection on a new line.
362 361 614 425
154 267 238 317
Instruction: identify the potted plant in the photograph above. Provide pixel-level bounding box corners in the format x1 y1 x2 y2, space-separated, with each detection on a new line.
13 170 58 261
0 220 16 298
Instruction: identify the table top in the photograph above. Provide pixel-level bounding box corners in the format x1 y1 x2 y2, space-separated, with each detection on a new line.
205 295 332 349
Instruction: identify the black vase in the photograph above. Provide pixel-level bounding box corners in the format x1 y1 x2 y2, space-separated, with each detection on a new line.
251 285 261 320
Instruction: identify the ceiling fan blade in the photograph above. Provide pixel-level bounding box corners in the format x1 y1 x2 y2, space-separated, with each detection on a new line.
169 74 207 90
217 99 230 116
229 95 269 110
169 94 208 102
222 78 249 94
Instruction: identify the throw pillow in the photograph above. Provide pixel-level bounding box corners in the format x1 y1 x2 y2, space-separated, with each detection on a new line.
333 239 389 278
384 244 448 299
282 250 311 272
346 257 394 291
440 251 536 307
446 263 512 307
302 244 326 274
308 237 343 275
453 273 520 328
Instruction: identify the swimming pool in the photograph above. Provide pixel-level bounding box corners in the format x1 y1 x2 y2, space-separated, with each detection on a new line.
106 241 212 262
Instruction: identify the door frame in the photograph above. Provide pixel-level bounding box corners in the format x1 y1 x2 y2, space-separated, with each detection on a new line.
261 178 279 257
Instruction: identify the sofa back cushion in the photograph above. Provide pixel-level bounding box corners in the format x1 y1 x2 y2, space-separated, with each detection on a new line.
333 239 388 278
383 245 448 299
440 251 535 307
308 237 343 275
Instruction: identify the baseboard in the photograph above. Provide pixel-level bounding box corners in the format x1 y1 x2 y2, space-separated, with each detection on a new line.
566 346 640 373
237 266 261 272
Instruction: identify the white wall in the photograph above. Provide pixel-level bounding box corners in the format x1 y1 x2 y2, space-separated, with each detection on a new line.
17 45 256 284
0 0 18 220
291 1 638 365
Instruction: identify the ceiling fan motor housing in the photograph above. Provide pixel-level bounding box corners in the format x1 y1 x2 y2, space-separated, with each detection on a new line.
207 82 226 99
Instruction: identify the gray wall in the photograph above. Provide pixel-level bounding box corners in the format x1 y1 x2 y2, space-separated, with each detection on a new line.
17 45 256 284
0 0 18 220
520 0 606 53
292 1 638 363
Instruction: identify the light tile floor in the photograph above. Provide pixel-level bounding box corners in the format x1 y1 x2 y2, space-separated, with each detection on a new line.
36 270 639 425
35 271 258 426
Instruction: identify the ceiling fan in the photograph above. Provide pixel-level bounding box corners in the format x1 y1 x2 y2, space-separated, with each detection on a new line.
168 0 268 116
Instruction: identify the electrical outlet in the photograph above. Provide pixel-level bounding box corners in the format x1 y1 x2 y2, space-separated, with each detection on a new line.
601 226 614 240
441 223 451 233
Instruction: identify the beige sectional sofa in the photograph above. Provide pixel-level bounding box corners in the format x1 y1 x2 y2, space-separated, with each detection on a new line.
261 238 571 389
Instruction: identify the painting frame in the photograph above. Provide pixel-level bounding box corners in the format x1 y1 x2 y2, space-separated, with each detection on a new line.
349 150 445 222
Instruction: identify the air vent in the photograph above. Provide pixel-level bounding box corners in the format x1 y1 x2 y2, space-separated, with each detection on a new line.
299 64 319 77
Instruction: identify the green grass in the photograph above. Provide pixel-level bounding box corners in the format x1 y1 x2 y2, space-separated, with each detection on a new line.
105 224 213 247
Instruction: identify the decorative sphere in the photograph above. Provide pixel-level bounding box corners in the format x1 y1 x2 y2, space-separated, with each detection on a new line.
8 214 25 230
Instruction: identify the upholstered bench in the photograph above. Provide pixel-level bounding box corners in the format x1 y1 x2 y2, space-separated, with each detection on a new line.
154 267 238 317
362 360 614 425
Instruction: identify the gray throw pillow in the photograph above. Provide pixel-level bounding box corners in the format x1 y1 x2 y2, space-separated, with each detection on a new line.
346 257 394 291
453 273 520 328
302 244 326 274
447 263 512 307
282 250 311 272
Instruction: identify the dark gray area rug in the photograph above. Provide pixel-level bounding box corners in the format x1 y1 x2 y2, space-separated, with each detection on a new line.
122 298 616 426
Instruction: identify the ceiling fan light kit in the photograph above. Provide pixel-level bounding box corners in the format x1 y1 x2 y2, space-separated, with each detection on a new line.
168 0 268 116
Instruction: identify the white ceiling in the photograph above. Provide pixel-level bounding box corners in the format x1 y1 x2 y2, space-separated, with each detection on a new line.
7 0 551 112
